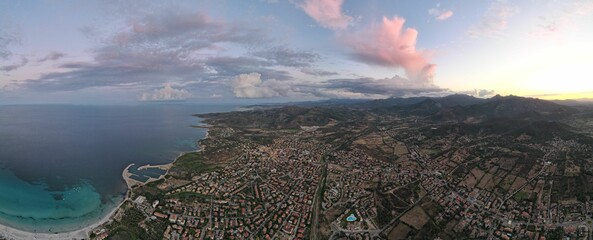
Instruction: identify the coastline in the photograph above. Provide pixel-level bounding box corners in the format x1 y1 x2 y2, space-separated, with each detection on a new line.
0 199 123 240
122 123 210 190
0 120 212 239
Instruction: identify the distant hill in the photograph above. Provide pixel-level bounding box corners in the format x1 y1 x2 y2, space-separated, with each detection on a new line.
215 94 579 127
197 106 364 129
353 96 429 108
551 99 593 106
436 94 488 107
375 98 442 116
352 94 486 109
367 94 577 122
449 95 577 120
362 94 572 121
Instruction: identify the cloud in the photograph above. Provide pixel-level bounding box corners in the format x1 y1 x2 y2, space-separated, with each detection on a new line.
205 56 293 81
343 16 436 83
232 72 288 98
139 83 192 101
428 8 453 21
531 15 576 38
300 68 338 76
252 46 320 68
0 57 28 72
299 0 353 30
313 88 387 99
468 0 518 37
14 8 330 97
15 10 305 93
209 93 223 98
0 30 20 60
11 5 445 101
531 0 593 38
228 72 446 99
573 0 593 15
317 75 444 98
20 51 197 91
458 89 496 98
38 52 65 62
112 10 265 52
477 89 496 97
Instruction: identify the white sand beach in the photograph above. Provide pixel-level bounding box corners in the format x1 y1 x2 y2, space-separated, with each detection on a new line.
0 200 122 240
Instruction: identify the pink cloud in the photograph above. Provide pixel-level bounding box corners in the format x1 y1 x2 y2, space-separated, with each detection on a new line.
429 8 453 21
300 0 353 30
468 0 517 37
436 10 453 20
343 16 436 84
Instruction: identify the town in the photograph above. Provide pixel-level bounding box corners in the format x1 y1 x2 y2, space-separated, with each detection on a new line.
94 98 593 240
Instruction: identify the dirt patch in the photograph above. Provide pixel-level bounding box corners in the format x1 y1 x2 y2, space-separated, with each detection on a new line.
323 205 346 224
353 133 383 145
388 222 412 240
450 149 468 164
394 142 409 156
500 174 517 192
478 174 502 190
510 177 527 191
477 173 493 189
420 200 441 218
470 168 485 182
400 205 430 230
498 158 517 171
461 173 478 188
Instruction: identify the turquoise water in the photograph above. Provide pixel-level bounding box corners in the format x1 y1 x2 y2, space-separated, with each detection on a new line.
0 104 237 233
346 213 357 222
0 167 121 233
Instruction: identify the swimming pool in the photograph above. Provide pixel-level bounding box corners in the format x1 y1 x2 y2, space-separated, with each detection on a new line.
346 213 357 222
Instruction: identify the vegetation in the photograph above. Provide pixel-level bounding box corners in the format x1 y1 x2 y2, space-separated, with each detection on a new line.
167 191 211 201
174 152 218 174
107 206 166 240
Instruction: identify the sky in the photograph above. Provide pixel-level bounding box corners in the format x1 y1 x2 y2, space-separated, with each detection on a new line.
1 0 593 104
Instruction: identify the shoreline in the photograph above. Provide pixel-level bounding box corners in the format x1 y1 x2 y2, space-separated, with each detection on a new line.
0 198 124 240
122 123 210 190
0 120 212 239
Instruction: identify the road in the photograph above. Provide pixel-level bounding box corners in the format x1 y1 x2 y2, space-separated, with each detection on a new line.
310 156 328 240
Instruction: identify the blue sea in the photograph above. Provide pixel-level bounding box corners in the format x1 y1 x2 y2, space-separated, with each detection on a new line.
0 104 237 233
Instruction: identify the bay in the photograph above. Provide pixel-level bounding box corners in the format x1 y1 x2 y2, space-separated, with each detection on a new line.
0 104 236 233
